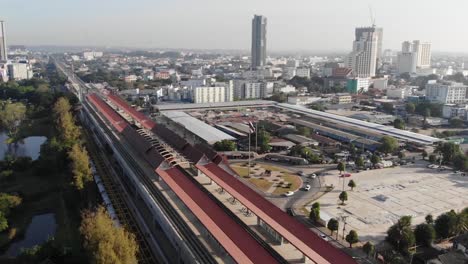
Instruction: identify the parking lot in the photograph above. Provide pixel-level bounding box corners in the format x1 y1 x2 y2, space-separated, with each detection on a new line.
317 160 468 243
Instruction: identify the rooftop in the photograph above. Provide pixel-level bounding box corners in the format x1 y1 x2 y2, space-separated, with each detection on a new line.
162 111 235 144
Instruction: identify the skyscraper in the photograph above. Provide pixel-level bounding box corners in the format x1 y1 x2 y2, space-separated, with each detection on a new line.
355 27 383 64
399 40 432 69
251 15 267 70
0 20 7 61
346 27 379 78
412 40 431 69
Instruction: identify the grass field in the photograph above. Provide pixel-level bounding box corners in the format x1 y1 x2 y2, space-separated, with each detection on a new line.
231 162 301 195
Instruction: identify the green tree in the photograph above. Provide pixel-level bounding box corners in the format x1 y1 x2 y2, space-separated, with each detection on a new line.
453 154 468 171
422 150 428 160
398 151 406 159
348 180 356 191
425 214 434 225
434 210 460 239
0 193 22 216
406 103 415 114
339 191 348 205
0 101 27 138
382 102 394 113
449 117 464 128
0 211 8 232
393 118 405 129
386 216 415 253
252 128 271 153
355 157 365 168
80 206 138 264
337 162 346 175
345 230 359 248
309 202 320 224
68 144 92 190
370 155 381 167
53 97 80 146
327 218 339 236
213 140 236 151
362 241 375 258
297 126 311 137
379 136 399 154
435 142 461 165
414 223 435 247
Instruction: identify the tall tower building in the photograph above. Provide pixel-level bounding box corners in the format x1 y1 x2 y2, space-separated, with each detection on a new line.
346 27 379 78
412 40 431 69
0 20 7 61
251 15 267 70
355 27 383 64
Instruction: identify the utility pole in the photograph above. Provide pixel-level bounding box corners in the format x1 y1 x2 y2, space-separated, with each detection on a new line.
341 215 348 240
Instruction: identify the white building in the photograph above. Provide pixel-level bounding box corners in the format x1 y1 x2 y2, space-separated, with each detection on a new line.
180 78 206 88
83 51 103 60
192 86 226 104
214 80 234 102
286 59 299 68
442 104 468 119
7 63 33 80
346 28 379 78
296 67 310 78
413 40 431 69
425 81 467 104
282 67 296 80
372 78 388 90
397 52 417 74
287 96 321 105
275 85 296 94
244 82 263 99
386 87 412 99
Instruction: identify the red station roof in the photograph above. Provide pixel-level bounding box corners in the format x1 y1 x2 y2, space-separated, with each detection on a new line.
87 94 128 132
197 163 356 264
156 167 279 264
107 93 157 130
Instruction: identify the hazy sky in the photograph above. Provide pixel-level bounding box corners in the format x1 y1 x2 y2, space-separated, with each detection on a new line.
1 0 468 53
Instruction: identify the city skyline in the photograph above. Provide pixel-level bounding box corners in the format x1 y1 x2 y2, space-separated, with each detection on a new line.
1 0 468 53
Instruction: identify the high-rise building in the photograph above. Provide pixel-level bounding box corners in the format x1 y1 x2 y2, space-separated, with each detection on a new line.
0 21 7 61
346 27 379 78
412 40 431 69
355 27 383 64
397 52 418 74
399 40 432 70
426 81 467 104
251 15 267 70
192 86 226 104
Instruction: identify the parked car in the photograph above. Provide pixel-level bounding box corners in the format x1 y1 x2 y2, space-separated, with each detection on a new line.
310 173 317 179
304 184 311 191
284 191 295 197
340 173 352 177
297 171 306 177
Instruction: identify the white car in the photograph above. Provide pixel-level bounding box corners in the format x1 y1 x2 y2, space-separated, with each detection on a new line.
284 191 295 197
304 184 311 191
310 173 317 179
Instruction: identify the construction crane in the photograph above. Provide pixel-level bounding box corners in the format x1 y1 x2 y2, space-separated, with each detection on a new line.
368 5 376 28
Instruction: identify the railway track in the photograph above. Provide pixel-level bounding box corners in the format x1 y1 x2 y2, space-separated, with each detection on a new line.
85 101 217 264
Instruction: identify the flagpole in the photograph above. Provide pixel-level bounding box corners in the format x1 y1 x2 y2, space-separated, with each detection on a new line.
248 130 251 178
255 121 258 153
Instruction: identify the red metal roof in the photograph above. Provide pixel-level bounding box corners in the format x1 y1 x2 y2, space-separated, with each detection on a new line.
197 163 356 264
107 93 157 130
156 167 279 264
87 94 129 132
